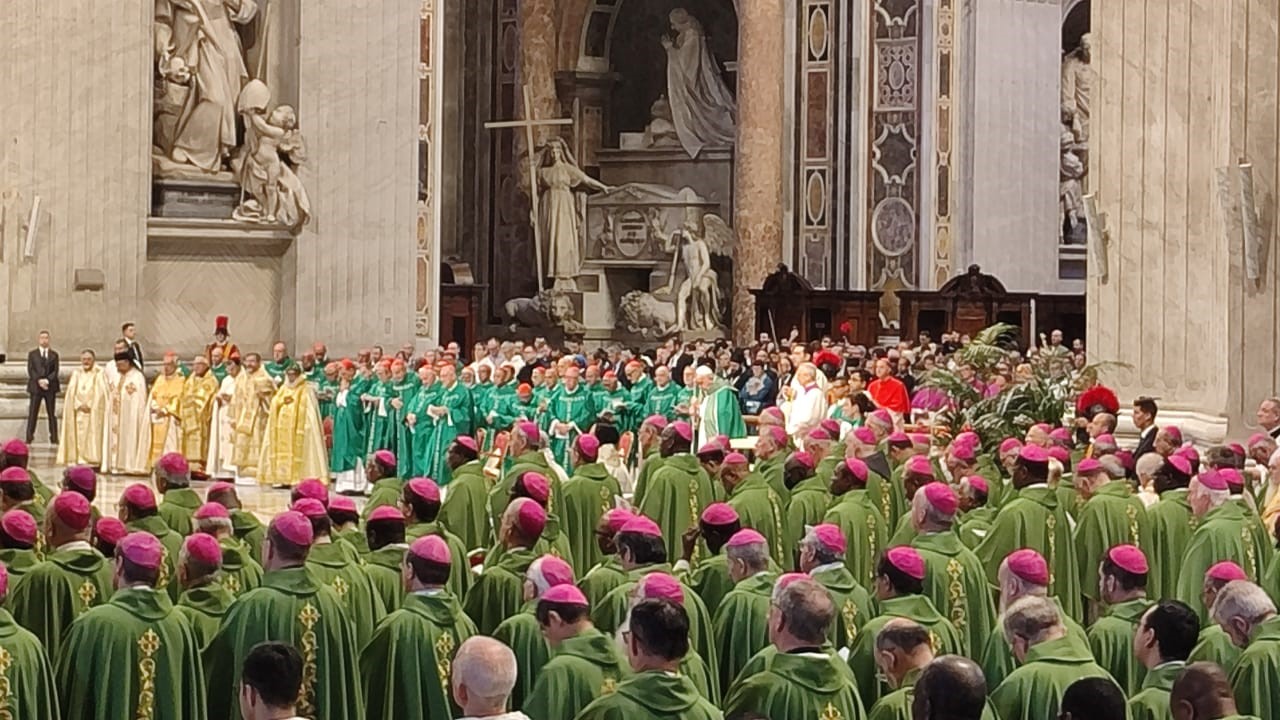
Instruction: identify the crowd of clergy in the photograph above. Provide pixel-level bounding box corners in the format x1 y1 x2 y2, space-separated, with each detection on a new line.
9 324 1280 719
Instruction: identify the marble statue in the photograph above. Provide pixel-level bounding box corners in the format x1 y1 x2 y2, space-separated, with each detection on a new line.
618 291 680 338
1060 106 1086 245
643 96 683 149
231 80 311 230
503 290 584 334
154 0 259 178
537 138 610 290
668 216 731 331
1061 33 1092 144
663 8 737 158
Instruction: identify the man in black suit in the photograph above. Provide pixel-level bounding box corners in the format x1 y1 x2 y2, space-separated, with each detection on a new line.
25 330 59 444
122 321 144 372
1132 396 1159 460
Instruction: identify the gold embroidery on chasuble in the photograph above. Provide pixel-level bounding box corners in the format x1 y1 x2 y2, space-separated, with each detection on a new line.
136 629 161 720
331 576 350 600
945 558 967 632
222 573 242 595
841 599 859 648
298 602 321 716
434 633 455 697
767 490 785 565
820 701 844 720
0 647 13 720
600 675 618 694
929 630 941 652
77 579 98 613
1126 505 1140 546
1045 514 1057 589
1243 525 1257 577
156 548 170 590
866 514 878 586
688 477 701 565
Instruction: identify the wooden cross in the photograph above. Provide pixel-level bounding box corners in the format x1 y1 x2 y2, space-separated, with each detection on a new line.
484 87 574 293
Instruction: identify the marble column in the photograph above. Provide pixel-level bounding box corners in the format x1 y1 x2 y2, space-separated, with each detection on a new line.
1089 0 1279 441
732 0 786 342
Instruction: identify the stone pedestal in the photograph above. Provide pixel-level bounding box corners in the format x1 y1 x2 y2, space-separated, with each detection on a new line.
1088 0 1279 442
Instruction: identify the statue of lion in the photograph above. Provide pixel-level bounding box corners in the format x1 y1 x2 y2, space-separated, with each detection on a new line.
617 290 679 338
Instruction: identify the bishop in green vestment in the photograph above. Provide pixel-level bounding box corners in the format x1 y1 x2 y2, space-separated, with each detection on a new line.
1128 600 1200 720
403 477 475 600
414 365 473 486
192 501 264 597
710 531 777 692
122 484 184 600
592 372 631 429
631 418 667 506
642 367 680 420
1148 463 1196 601
1087 545 1153 694
364 506 410 611
620 364 654 432
360 535 476 720
721 455 787 568
207 483 267 564
293 499 387 649
173 533 237 650
637 423 716 562
800 524 874 653
546 369 596 470
990 595 1117 720
463 498 545 634
57 532 207 720
825 458 887 589
679 504 742 616
691 368 746 449
492 554 576 709
155 453 202 537
488 423 556 534
1189 561 1250 674
523 585 629 720
388 363 422 478
865 618 998 720
561 435 623 577
0 563 58 719
1214 581 1280 718
328 367 367 482
361 450 404 519
1176 475 1264 621
0 511 40 590
1073 459 1154 610
783 453 829 558
438 438 490 551
580 508 634 608
204 511 364 720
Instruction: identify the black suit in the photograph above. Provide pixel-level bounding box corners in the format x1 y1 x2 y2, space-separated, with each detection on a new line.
26 347 59 443
1133 425 1157 460
124 340 144 372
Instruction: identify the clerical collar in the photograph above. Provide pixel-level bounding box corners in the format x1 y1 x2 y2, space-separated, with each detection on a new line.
1022 483 1049 490
784 646 824 655
1152 660 1187 671
55 540 93 553
412 587 446 596
810 562 844 576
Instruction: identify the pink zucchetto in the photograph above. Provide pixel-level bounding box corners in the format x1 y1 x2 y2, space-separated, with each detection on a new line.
118 532 166 570
638 572 685 602
1095 433 1117 446
953 431 981 449
642 415 669 431
514 499 548 539
1049 428 1072 443
697 441 724 457
1164 426 1184 444
368 506 406 523
454 436 479 453
1166 454 1193 477
887 431 911 445
1047 446 1069 463
519 472 551 505
1018 445 1050 463
811 523 846 555
372 449 397 468
806 428 833 444
904 455 935 477
0 440 28 457
122 484 157 510
844 457 869 482
760 407 785 423
293 479 329 505
94 518 127 546
885 547 926 580
773 572 811 599
921 483 958 516
409 535 452 565
950 443 975 462
576 434 601 461
671 421 693 442
999 438 1024 454
715 435 732 452
51 492 91 531
328 496 357 514
792 451 816 470
64 465 97 494
1196 469 1228 491
723 452 749 467
1075 458 1103 475
600 508 636 535
291 498 327 519
868 409 893 426
1247 433 1272 448
963 476 989 495
726 529 767 548
271 511 315 547
1107 544 1149 575
1005 549 1050 586
1219 468 1245 491
620 515 662 538
541 584 589 606
0 511 36 546
1206 561 1248 583
206 482 236 499
517 421 541 443
406 477 442 504
852 427 877 445
183 533 223 567
762 425 788 446
0 468 29 485
527 555 575 593
701 503 739 526
156 452 189 477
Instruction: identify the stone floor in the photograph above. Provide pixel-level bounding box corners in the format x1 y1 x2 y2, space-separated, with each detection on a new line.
24 443 295 522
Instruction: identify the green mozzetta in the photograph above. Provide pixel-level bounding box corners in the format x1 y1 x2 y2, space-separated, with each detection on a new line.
8 544 114 666
723 650 866 720
576 670 723 720
989 633 1116 720
1086 597 1151 695
523 627 629 720
174 579 237 650
974 485 1082 623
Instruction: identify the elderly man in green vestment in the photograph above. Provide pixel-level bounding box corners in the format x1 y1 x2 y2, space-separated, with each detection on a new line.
412 363 473 486
327 495 367 556
438 437 489 551
642 366 680 421
720 452 786 567
546 367 595 470
0 467 44 528
1189 561 1248 672
562 434 622 577
329 361 367 492
1212 579 1280 716
174 532 236 649
593 370 630 426
619 361 654 432
868 618 1000 720
10 491 114 664
489 422 556 532
631 415 668 503
1170 661 1264 720
204 511 363 719
910 656 991 720
783 451 827 556
154 452 201 536
691 365 746 449
1074 456 1154 617
1177 469 1264 621
800 523 872 652
825 457 887 589
0 562 58 718
1129 599 1199 720
990 595 1117 720
676 502 741 614
363 506 409 611
291 498 385 649
401 477 473 599
487 381 538 436
723 577 867 720
637 422 716 562
710 529 778 691
753 425 791 502
523 584 628 720
581 508 634 607
485 471 573 570
387 360 422 478
1149 455 1196 600
464 498 545 634
361 534 476 720
576 598 723 720
57 531 207 720
975 444 1082 623
361 450 404 519
848 547 963 706
493 554 575 709
1088 544 1153 694
908 483 995 656
191 501 263 597
206 483 266 563
0 510 39 590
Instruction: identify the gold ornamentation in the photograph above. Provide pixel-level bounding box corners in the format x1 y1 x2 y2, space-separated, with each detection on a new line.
77 580 98 613
222 573 242 595
866 513 878 586
841 599 859 649
0 647 12 720
946 558 967 633
600 675 618 695
331 576 350 600
767 490 786 566
688 477 701 565
1045 514 1057 589
136 629 160 720
880 489 891 526
929 630 941 651
156 548 170 590
820 701 844 720
434 632 455 697
298 602 321 717
1126 505 1140 546
1243 525 1257 578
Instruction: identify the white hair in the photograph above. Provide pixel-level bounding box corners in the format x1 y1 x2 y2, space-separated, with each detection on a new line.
695 365 715 378
452 636 517 702
1211 580 1277 628
912 487 955 530
726 540 770 573
1001 595 1063 647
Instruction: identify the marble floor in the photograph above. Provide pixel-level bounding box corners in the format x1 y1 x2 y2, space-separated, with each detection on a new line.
23 443 295 523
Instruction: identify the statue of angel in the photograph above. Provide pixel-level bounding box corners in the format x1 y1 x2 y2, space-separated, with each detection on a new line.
662 214 733 331
232 80 312 231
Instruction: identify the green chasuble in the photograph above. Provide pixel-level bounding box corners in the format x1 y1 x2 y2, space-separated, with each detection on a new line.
1228 614 1280 717
218 535 264 597
489 450 555 533
978 597 1087 689
363 380 395 456
712 572 777 692
1189 623 1242 674
0 548 38 591
974 485 1082 623
416 380 473 486
824 488 886 590
867 469 905 530
127 514 184 600
57 586 206 720
637 454 716 562
335 526 371 556
404 521 473 602
848 594 963 706
811 563 873 653
0 608 58 719
439 459 491 551
175 579 236 650
1087 597 1151 694
643 381 681 420
493 603 550 709
1075 480 1153 605
524 627 629 720
990 633 1117 720
785 475 831 559
329 385 367 474
305 541 387 649
756 453 789 505
581 556 628 609
8 544 114 666
204 565 362 720
727 473 788 568
632 451 665 508
723 649 867 720
158 487 203 536
686 553 735 617
695 384 747 446
360 589 476 720
575 669 723 720
1054 473 1082 521
547 384 596 470
488 393 538 434
680 648 719 704
230 509 266 564
365 544 408 612
1148 488 1195 601
363 476 405 520
620 374 653 432
390 376 423 478
562 461 623 577
957 506 997 549
593 387 630 427
1176 502 1262 621
868 669 999 720
1128 660 1185 720
463 546 537 635
911 530 996 656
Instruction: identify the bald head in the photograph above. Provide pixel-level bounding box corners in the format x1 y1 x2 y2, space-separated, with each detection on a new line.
1170 662 1237 720
452 636 517 715
911 655 987 720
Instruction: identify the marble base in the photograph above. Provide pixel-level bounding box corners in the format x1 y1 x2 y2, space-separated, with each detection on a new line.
151 179 240 220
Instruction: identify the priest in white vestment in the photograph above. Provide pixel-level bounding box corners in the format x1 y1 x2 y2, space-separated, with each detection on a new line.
102 351 152 475
56 350 109 466
783 362 829 437
205 357 241 479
